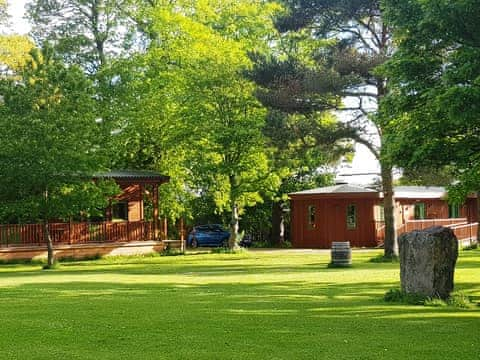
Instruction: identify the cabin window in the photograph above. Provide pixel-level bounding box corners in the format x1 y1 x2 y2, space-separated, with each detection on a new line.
307 205 316 229
346 204 357 230
112 202 129 221
414 203 426 219
374 204 384 222
448 204 460 218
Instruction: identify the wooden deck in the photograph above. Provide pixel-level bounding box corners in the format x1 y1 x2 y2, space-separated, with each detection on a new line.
375 218 478 246
0 221 158 248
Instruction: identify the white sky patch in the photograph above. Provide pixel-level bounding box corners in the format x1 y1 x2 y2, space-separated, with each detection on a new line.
4 0 30 34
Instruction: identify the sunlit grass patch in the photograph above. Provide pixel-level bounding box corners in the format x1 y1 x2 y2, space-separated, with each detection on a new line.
0 249 477 359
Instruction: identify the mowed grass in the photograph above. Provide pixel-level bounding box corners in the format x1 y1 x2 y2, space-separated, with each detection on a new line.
0 249 478 359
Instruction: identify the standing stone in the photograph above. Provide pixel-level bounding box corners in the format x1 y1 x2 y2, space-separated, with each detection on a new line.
399 226 458 299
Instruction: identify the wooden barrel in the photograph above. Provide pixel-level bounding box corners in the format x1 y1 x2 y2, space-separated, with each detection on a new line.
330 241 352 266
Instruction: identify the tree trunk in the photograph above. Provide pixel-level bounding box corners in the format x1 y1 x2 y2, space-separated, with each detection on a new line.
381 161 398 257
229 203 240 249
476 192 480 244
43 221 55 268
271 201 285 245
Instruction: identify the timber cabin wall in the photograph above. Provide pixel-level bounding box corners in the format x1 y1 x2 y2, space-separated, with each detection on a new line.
116 183 143 222
290 195 379 248
395 198 475 223
290 185 478 249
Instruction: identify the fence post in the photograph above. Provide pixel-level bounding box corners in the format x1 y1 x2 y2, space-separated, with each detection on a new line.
69 220 72 245
470 223 473 246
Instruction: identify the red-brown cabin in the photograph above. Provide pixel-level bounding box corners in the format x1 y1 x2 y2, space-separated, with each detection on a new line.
289 184 478 248
95 170 170 222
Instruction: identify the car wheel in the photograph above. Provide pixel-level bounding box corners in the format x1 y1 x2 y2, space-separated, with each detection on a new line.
191 238 198 248
222 239 229 248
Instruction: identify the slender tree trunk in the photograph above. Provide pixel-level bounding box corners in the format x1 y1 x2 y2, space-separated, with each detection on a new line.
229 202 240 249
476 192 480 244
271 201 285 245
43 221 55 268
381 161 398 257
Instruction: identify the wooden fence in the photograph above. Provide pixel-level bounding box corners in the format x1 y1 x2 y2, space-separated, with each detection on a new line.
403 218 468 232
0 221 156 248
375 218 477 245
449 222 478 244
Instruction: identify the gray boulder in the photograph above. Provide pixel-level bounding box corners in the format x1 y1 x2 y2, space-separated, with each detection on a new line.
399 226 458 299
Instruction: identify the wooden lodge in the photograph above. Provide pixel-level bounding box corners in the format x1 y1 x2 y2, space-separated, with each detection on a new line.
289 184 479 249
0 170 183 260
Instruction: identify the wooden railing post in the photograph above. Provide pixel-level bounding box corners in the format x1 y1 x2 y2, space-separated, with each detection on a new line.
153 185 159 240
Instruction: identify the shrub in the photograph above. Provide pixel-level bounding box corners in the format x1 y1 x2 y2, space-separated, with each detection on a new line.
211 247 246 254
385 288 474 308
446 292 473 308
462 243 478 251
370 254 399 263
161 244 184 257
384 288 426 305
59 253 103 262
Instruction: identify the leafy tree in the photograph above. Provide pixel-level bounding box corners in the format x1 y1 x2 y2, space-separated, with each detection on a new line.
97 1 282 247
248 32 356 245
380 0 480 238
0 1 33 74
256 0 399 256
397 167 455 187
0 0 7 24
257 104 354 244
0 35 34 73
26 0 139 73
0 46 119 267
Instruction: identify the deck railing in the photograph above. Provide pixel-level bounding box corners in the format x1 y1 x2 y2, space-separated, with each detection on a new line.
450 222 478 244
0 221 156 248
403 218 467 232
375 218 477 245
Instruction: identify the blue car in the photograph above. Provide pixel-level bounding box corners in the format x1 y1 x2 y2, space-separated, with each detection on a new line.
187 224 230 248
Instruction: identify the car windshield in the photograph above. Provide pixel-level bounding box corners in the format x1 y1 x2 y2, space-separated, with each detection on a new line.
194 224 226 232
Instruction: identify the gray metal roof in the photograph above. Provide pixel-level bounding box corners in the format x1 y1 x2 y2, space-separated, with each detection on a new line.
94 170 170 182
289 184 450 199
289 184 378 195
393 186 446 199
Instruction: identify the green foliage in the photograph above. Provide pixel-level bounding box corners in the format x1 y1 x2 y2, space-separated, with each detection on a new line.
0 35 34 72
0 45 119 224
396 166 455 187
91 1 284 234
0 0 7 24
384 288 426 305
424 293 473 309
160 244 184 257
250 0 400 254
27 0 139 72
462 243 478 251
42 261 60 270
210 246 247 255
369 254 399 263
384 288 473 309
381 0 480 199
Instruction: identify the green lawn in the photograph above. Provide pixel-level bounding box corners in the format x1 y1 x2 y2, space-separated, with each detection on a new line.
0 249 478 359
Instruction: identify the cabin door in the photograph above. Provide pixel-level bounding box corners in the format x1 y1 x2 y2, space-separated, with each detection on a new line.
327 202 345 247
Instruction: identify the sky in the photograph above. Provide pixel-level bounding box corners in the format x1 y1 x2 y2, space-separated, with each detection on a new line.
5 0 381 185
6 0 29 34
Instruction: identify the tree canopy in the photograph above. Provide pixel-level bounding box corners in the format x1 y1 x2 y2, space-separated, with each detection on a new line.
0 46 119 266
249 0 399 255
381 0 480 200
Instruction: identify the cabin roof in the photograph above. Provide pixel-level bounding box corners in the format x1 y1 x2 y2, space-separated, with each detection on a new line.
393 186 446 199
289 184 451 199
94 170 170 183
289 184 378 195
